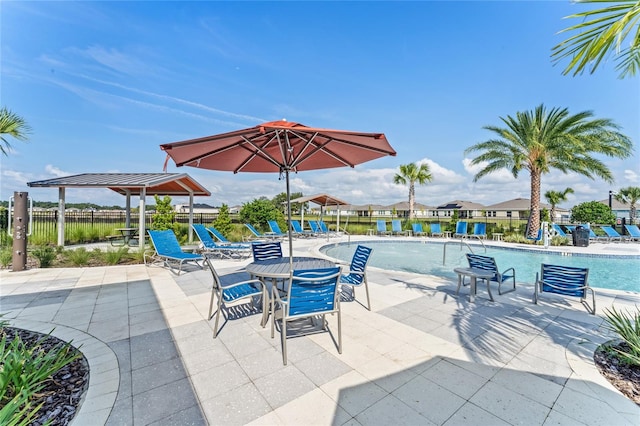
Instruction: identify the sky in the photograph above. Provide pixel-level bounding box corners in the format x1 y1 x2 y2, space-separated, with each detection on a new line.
1 1 638 210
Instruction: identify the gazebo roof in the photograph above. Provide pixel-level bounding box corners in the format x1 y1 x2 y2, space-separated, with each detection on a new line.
290 193 349 206
27 173 211 197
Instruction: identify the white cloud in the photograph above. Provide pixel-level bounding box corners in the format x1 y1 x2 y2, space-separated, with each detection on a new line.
624 169 639 183
462 157 514 183
45 164 69 177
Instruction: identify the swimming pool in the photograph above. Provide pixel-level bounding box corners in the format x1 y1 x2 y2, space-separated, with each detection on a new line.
320 241 640 292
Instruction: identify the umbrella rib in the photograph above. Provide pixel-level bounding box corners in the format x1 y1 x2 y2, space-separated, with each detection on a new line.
235 134 284 173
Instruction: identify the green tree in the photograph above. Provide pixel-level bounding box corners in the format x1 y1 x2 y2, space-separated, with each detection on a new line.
271 192 303 215
615 186 640 224
465 104 633 238
240 197 284 230
552 0 640 79
393 162 433 220
571 201 616 224
150 195 176 231
212 204 233 236
544 187 575 222
0 107 32 156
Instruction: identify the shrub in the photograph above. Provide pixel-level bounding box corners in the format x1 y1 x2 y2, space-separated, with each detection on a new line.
67 248 90 266
0 248 12 268
240 197 284 230
104 247 129 265
602 305 640 366
151 195 176 230
31 246 56 268
571 201 616 225
212 204 233 236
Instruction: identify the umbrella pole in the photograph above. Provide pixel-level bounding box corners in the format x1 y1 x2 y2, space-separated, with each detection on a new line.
285 169 294 268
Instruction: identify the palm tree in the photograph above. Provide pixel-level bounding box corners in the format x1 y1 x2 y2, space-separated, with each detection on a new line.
0 107 31 155
465 104 633 238
544 188 574 222
552 0 640 79
393 162 433 220
615 186 640 224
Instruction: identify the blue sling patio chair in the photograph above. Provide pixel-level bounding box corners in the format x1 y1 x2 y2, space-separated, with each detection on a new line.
207 226 251 248
411 222 426 237
338 245 373 310
244 223 280 241
624 224 640 242
271 267 342 365
250 241 283 261
291 220 315 238
192 224 251 259
533 263 595 314
391 219 409 236
600 225 625 243
204 256 267 337
459 253 516 300
429 223 443 237
268 220 288 238
550 223 568 238
308 220 323 235
376 220 390 236
453 221 468 238
145 229 204 275
469 223 487 240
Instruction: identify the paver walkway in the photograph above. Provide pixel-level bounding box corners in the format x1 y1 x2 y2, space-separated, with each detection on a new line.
1 236 638 425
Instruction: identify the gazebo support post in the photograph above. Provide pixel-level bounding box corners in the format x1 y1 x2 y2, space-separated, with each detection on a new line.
57 187 65 247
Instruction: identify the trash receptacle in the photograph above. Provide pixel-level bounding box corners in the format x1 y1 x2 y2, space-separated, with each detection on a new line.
572 226 590 247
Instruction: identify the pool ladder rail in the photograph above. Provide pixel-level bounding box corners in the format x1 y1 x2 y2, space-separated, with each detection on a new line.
442 238 486 265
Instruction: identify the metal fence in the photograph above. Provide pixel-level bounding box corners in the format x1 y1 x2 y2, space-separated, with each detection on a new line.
0 209 534 245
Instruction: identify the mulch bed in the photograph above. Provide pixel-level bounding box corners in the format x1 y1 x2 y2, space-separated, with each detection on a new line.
2 327 89 425
594 340 640 406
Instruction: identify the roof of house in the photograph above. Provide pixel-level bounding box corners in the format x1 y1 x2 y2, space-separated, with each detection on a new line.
436 200 485 210
385 201 436 211
27 173 211 197
598 198 633 210
484 197 567 211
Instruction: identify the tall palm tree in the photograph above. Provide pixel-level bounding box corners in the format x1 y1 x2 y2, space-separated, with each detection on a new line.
465 104 633 238
0 107 31 155
544 187 574 222
393 162 433 220
615 186 640 224
552 0 640 79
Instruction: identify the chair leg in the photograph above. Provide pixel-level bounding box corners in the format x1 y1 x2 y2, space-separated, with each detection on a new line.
281 318 288 365
208 288 216 320
363 278 371 311
337 308 342 354
213 298 223 338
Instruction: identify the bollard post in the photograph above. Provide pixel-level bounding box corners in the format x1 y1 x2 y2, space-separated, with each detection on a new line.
12 191 28 271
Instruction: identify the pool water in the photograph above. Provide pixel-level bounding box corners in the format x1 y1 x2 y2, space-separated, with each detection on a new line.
321 241 640 292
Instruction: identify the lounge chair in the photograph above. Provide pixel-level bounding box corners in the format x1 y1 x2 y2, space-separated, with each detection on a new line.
291 220 314 237
338 245 373 310
624 224 640 242
145 229 203 275
319 220 335 236
204 256 267 337
308 220 323 235
207 226 251 248
271 267 342 365
244 223 279 241
391 219 409 236
268 220 288 238
469 223 487 240
411 222 427 237
460 253 516 296
429 223 444 237
192 224 251 259
533 263 595 314
600 225 625 243
453 221 468 238
376 220 390 236
550 223 568 238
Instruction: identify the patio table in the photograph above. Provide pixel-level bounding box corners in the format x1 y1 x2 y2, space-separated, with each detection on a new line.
453 267 495 302
115 228 139 246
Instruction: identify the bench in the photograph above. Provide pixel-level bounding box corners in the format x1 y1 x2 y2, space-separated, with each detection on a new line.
533 264 595 314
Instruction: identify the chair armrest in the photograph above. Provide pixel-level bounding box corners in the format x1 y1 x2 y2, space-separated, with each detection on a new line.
222 279 264 290
501 267 515 277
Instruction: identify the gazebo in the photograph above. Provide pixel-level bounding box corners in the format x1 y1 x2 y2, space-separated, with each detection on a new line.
27 173 210 248
289 193 350 231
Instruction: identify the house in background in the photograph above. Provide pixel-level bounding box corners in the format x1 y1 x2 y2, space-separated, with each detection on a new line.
483 198 569 222
598 198 634 223
385 201 434 218
435 200 485 219
174 203 218 214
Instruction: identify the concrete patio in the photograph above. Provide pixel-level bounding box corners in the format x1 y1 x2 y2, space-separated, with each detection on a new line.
1 236 639 425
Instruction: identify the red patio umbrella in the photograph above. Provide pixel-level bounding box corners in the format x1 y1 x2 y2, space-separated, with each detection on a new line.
160 120 396 262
